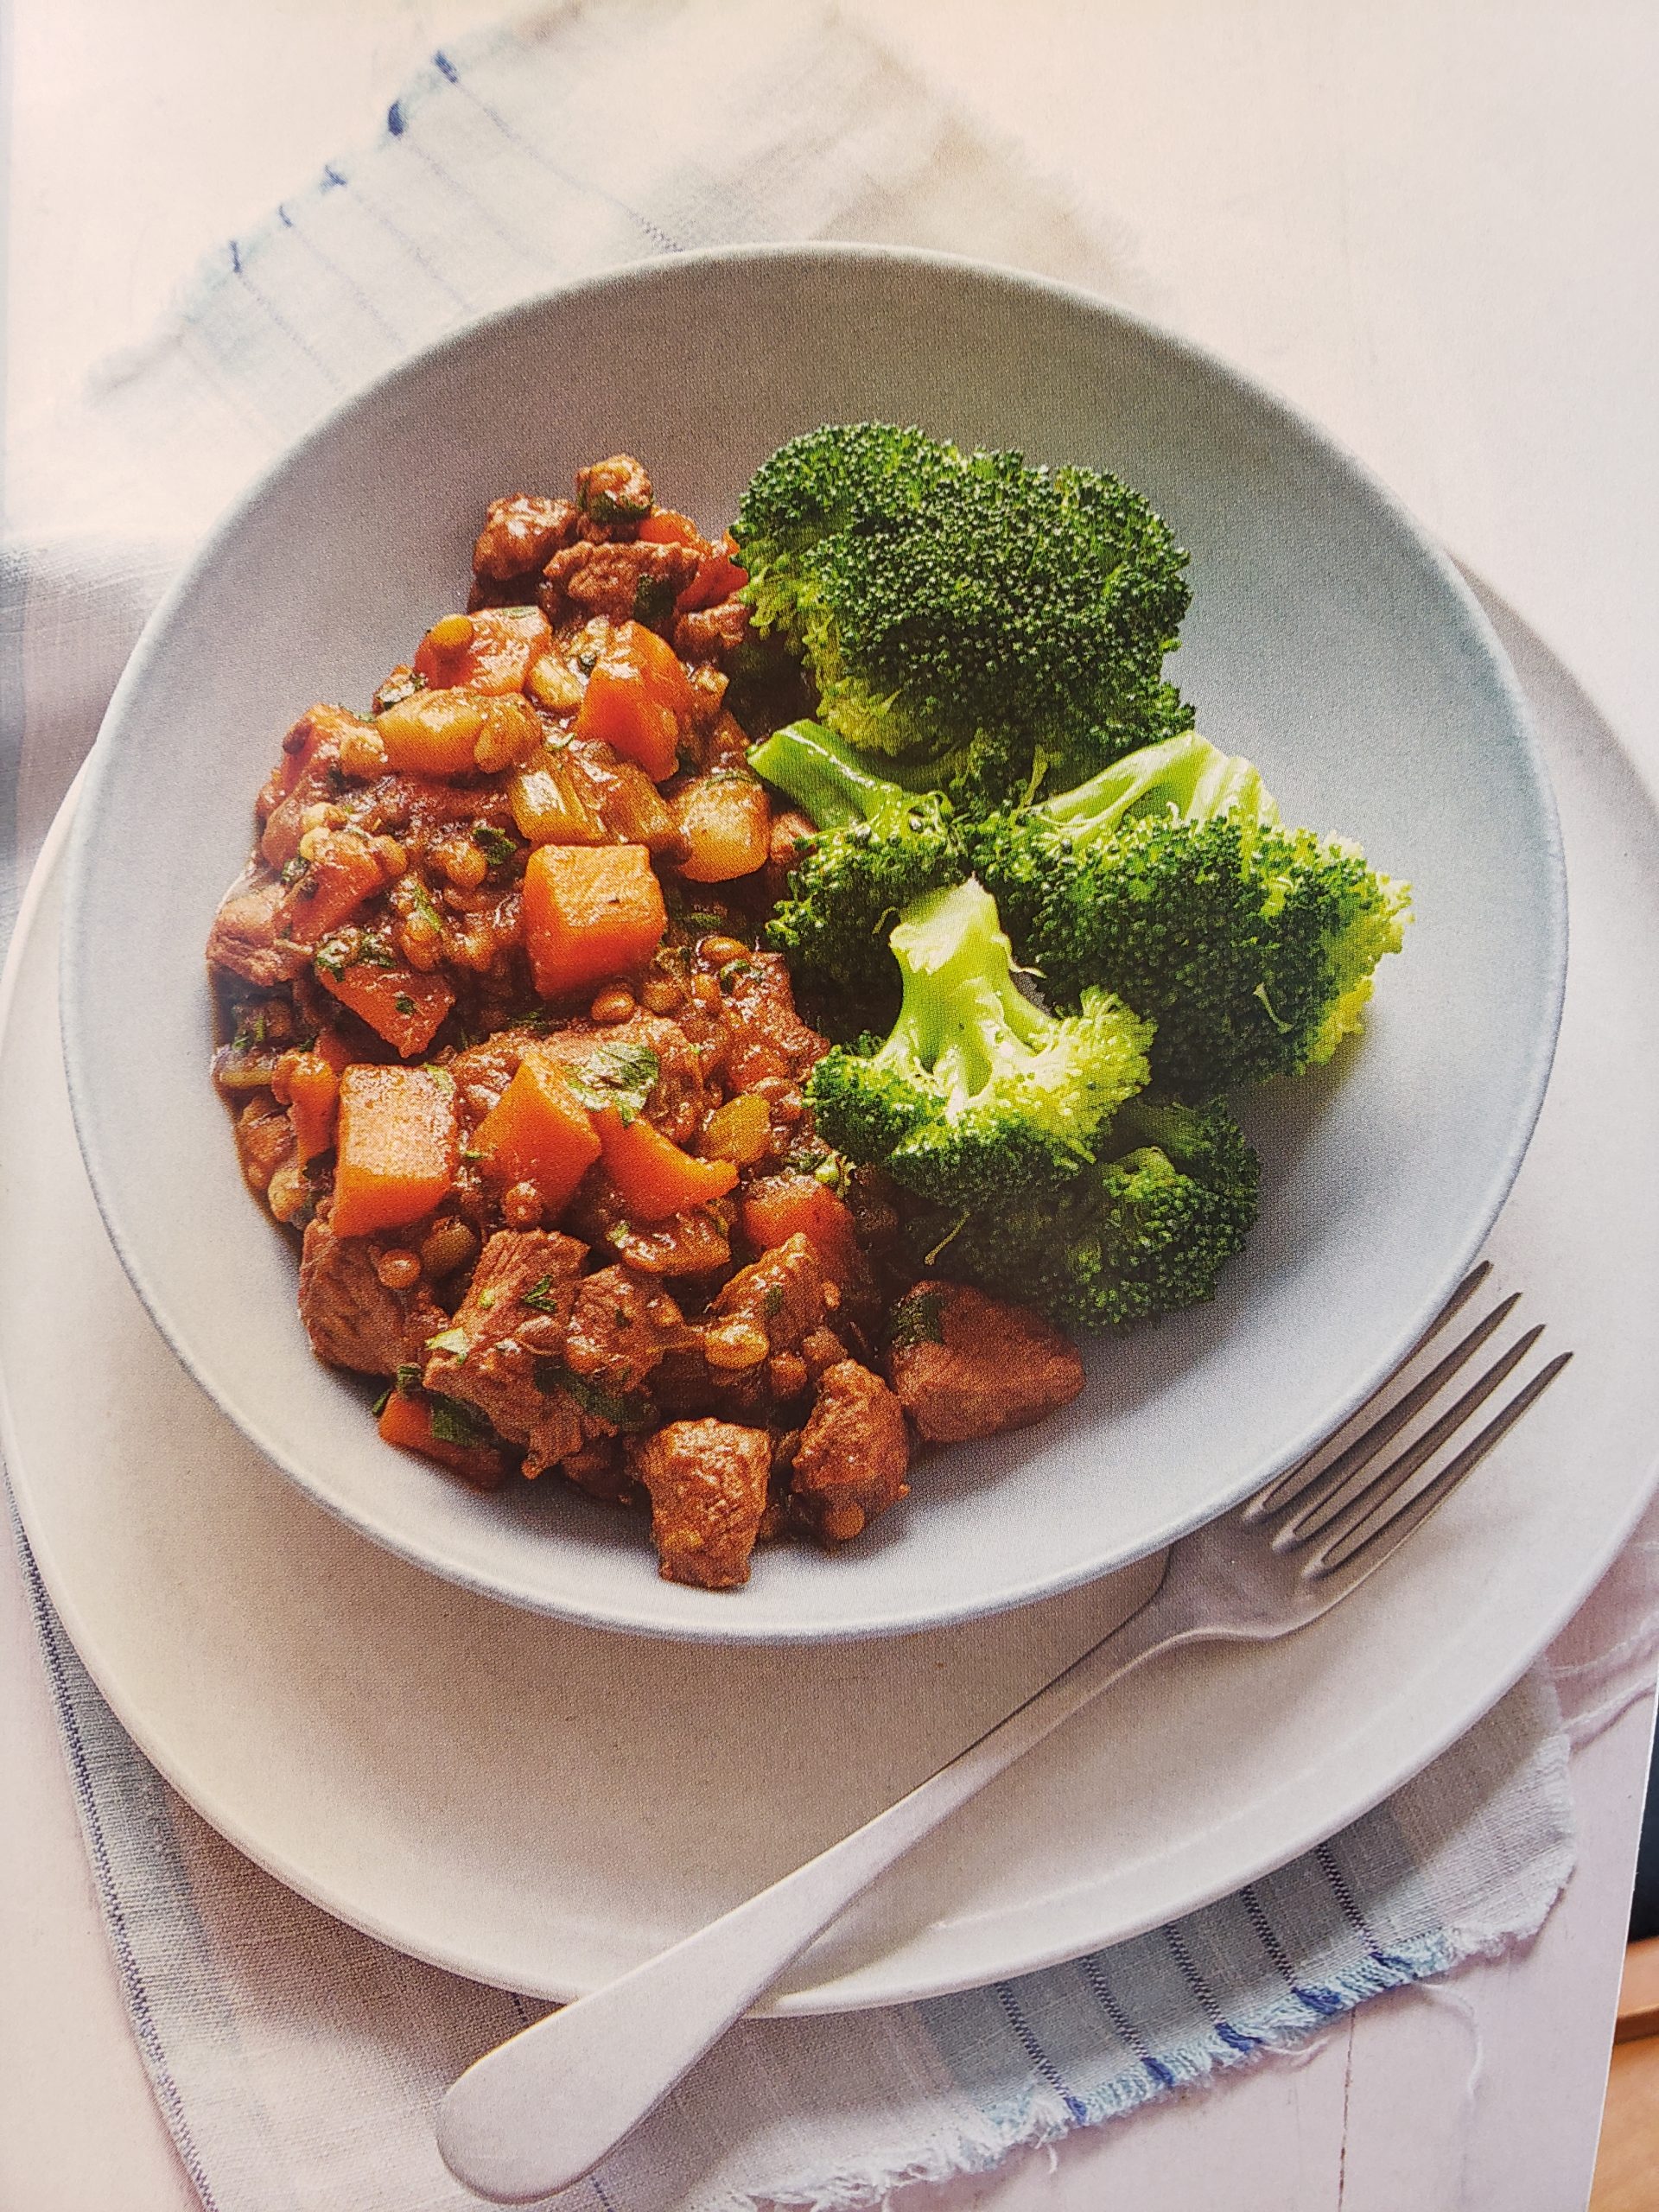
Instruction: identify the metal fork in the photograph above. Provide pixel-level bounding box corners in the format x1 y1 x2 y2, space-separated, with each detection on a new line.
437 1265 1568 2203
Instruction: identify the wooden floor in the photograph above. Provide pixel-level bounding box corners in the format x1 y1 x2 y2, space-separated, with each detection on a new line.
1591 1941 1659 2211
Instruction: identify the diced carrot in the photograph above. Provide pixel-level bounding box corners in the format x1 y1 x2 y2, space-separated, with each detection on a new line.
676 546 748 613
595 1108 737 1223
473 1050 603 1217
637 508 705 550
741 1175 857 1275
413 606 552 696
374 688 486 776
674 772 771 882
331 1065 458 1236
319 956 455 1058
286 1052 342 1160
575 664 679 780
574 622 695 780
622 620 696 721
522 843 666 1000
378 1387 506 1489
276 830 386 946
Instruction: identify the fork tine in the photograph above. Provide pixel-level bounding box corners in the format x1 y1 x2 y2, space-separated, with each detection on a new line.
1246 1269 1510 1527
1303 1350 1572 1582
1281 1318 1540 1548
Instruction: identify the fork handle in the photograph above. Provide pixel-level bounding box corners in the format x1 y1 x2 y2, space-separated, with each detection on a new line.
437 1580 1199 2203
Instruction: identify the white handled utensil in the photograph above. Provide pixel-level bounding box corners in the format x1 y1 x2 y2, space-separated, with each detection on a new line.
438 1265 1567 2202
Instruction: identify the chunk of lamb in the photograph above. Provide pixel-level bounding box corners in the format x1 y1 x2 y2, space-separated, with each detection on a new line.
575 453 653 528
790 1361 910 1544
565 1267 689 1393
422 1230 588 1471
473 493 578 582
696 1234 832 1412
673 598 750 666
885 1281 1085 1443
539 539 699 626
298 1218 448 1376
206 875 308 988
627 1420 772 1590
257 702 359 869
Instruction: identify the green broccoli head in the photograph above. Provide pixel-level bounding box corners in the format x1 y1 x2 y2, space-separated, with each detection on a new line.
749 720 969 1035
969 733 1411 1093
906 1096 1261 1329
806 878 1153 1212
734 423 1194 800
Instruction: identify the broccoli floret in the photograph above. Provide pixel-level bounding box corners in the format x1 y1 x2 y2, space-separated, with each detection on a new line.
749 720 968 1034
806 879 1153 1212
970 733 1411 1094
734 423 1195 801
907 1097 1261 1329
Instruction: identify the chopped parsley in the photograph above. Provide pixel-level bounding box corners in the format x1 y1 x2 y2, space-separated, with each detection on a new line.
313 933 354 981
373 669 427 713
533 1359 655 1431
762 1283 785 1318
472 823 519 869
428 1393 490 1448
394 1362 423 1395
887 1287 949 1350
426 1326 472 1359
410 881 446 933
280 856 310 887
632 572 676 627
562 1039 659 1126
393 992 416 1016
521 1273 568 1316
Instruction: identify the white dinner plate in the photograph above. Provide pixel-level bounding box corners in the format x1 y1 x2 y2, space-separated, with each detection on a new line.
9 594 1656 2012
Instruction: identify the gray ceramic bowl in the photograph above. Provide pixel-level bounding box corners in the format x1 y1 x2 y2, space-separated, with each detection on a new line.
60 245 1565 1643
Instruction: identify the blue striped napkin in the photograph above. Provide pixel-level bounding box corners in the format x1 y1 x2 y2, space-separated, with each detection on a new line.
0 6 1589 2206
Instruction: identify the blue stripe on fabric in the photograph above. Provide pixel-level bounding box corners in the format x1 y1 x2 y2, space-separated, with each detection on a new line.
1163 1924 1260 2056
1315 1840 1416 1975
389 129 546 273
305 167 474 315
1238 1884 1344 2017
430 47 684 255
227 257 349 392
15 1528 226 2212
590 2174 620 2212
261 219 406 350
386 99 405 137
1075 1954 1177 2092
993 1984 1088 2123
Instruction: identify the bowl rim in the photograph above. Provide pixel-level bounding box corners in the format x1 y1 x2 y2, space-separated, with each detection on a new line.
60 240 1568 1643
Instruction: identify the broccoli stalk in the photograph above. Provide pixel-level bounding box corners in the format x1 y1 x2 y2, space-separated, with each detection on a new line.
971 733 1411 1095
748 720 968 1033
806 879 1153 1212
905 1096 1262 1330
734 423 1195 805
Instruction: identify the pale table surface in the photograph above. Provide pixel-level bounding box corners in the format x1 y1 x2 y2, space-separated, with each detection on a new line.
3 4 1657 2209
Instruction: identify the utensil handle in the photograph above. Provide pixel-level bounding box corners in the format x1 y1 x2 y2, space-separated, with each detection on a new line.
437 1580 1193 2202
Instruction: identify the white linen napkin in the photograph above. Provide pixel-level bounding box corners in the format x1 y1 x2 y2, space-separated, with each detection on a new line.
3 6 1652 2208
